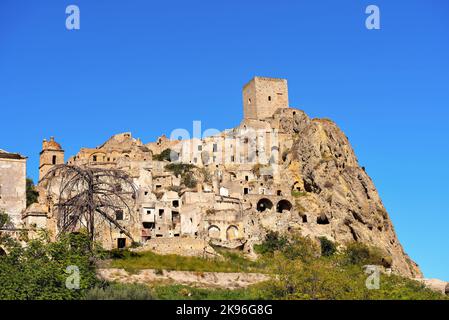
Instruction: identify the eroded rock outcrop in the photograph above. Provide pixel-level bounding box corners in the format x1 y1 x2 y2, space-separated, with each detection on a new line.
277 113 421 278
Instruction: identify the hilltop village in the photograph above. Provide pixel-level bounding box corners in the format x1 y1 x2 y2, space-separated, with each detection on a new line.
0 77 422 279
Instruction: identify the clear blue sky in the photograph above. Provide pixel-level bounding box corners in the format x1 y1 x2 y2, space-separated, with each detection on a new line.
1 1 448 280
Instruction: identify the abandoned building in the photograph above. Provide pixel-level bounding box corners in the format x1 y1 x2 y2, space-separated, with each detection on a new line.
0 149 27 227
20 76 301 250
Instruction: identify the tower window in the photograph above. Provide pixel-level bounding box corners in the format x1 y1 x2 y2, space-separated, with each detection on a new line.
93 155 97 162
248 98 251 104
52 155 57 165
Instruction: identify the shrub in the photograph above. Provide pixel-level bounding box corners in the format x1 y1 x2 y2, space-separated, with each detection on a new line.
343 242 386 266
0 211 10 229
108 249 139 259
153 148 177 162
85 283 154 300
254 231 288 255
165 163 196 176
199 167 212 183
0 232 99 300
26 178 39 207
281 235 319 263
319 237 337 257
182 172 198 188
254 232 318 263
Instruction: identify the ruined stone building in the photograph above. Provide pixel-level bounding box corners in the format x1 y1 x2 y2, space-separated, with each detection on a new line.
0 149 27 227
19 76 422 278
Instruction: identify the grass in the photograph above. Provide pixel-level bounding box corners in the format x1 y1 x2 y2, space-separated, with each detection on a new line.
108 248 264 274
104 234 449 300
86 283 154 300
86 282 270 300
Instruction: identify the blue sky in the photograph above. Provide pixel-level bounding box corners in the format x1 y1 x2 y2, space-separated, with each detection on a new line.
0 0 448 280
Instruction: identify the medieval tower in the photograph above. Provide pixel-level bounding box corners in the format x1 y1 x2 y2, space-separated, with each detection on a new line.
242 76 289 120
39 137 64 181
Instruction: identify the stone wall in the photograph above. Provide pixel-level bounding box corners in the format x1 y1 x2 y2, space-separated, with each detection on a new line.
0 154 26 226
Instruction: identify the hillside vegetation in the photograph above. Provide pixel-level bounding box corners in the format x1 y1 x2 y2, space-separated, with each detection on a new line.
103 232 446 300
0 210 446 300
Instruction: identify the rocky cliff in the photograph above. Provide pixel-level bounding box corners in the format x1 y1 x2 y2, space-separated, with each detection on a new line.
274 110 421 278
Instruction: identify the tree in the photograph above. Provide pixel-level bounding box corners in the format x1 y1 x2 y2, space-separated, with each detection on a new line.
153 148 178 162
42 165 137 244
26 178 39 207
319 237 337 257
0 231 99 300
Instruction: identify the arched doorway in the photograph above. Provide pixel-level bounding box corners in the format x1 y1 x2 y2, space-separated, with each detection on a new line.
208 225 221 239
226 225 239 241
257 198 273 212
276 199 292 213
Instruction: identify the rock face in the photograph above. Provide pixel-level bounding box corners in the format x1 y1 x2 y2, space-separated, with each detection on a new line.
279 112 421 278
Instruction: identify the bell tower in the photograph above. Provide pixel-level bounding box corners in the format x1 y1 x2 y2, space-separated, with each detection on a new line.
39 137 64 181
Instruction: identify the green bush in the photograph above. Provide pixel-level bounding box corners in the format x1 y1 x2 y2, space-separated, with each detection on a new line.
108 248 140 259
181 172 197 188
0 211 10 229
26 178 39 207
165 163 196 176
153 149 177 162
253 231 288 255
0 232 99 300
281 235 319 263
254 232 318 263
319 237 337 257
343 242 386 266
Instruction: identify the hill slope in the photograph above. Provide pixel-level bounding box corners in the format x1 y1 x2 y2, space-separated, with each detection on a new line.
276 110 421 278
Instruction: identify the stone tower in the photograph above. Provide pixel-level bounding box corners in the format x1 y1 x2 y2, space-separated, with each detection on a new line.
242 76 289 120
39 137 64 181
